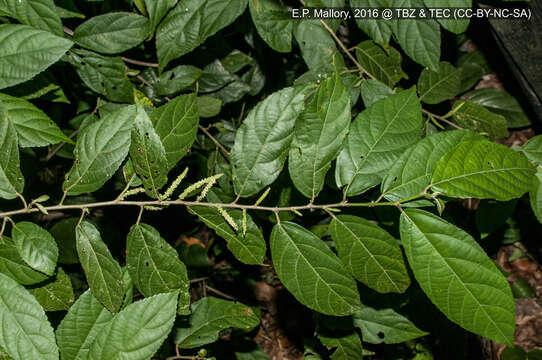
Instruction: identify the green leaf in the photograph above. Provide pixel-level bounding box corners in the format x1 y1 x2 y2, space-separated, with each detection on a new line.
318 332 363 360
0 24 73 89
74 12 150 54
76 220 125 313
294 20 337 71
49 217 79 264
381 130 482 202
56 289 113 360
521 135 542 165
0 237 48 285
190 206 266 265
152 94 199 170
232 86 306 197
329 215 410 293
155 65 202 96
351 0 392 44
249 0 292 52
144 0 176 37
391 0 441 71
0 101 24 200
88 292 178 360
355 40 407 87
63 105 140 195
270 221 361 316
175 297 259 349
463 88 531 128
451 100 509 139
335 88 423 196
288 70 350 199
28 267 74 311
196 95 222 118
126 224 190 302
417 61 461 104
68 50 134 103
431 139 535 201
156 0 248 71
129 110 168 198
400 208 515 345
0 0 63 36
353 306 428 344
359 79 392 107
0 273 59 360
12 221 58 276
0 92 71 147
530 168 542 224
423 0 471 34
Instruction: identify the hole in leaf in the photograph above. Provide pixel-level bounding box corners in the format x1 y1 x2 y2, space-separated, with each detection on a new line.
145 261 149 267
377 332 385 339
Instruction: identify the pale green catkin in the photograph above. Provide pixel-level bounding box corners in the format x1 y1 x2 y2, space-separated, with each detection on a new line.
253 187 270 206
242 209 247 236
217 206 238 231
122 187 145 199
161 167 189 200
178 173 223 200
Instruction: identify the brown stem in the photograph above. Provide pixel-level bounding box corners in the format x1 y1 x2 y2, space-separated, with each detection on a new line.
121 57 159 68
198 125 230 157
45 130 79 161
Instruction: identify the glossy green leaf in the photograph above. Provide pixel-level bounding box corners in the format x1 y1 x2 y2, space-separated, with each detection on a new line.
12 221 58 276
232 86 306 197
353 306 428 344
530 168 542 224
354 41 407 87
74 13 150 54
294 20 337 71
176 297 259 349
88 292 178 360
76 221 125 313
391 0 440 71
0 101 23 200
156 0 248 71
126 224 190 301
190 206 266 265
56 289 113 360
318 332 363 360
249 0 292 52
155 65 202 96
451 100 508 139
144 0 176 36
0 0 63 35
329 215 410 293
28 267 74 311
351 0 392 44
0 24 73 89
0 273 59 360
521 135 542 165
129 110 168 198
381 130 482 202
196 95 222 118
289 70 350 199
418 61 461 104
270 222 361 316
335 88 423 196
0 92 71 147
359 79 392 107
49 218 79 264
400 208 515 345
0 237 48 285
424 0 471 34
63 105 140 195
431 139 535 201
152 94 199 170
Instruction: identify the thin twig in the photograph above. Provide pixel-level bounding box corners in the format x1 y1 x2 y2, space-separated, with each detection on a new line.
121 57 159 68
63 26 73 36
136 75 154 88
136 206 144 225
205 285 235 300
189 277 209 283
45 130 79 161
198 125 230 157
422 109 464 130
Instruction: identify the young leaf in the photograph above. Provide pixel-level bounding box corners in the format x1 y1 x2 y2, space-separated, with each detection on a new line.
88 291 178 360
451 100 509 139
156 0 248 71
190 206 266 265
270 222 361 316
423 0 471 34
249 0 293 52
530 168 542 224
63 105 141 196
329 215 410 293
294 20 337 71
12 221 58 276
351 0 392 44
0 273 59 360
431 139 535 201
380 130 482 202
76 221 125 313
353 306 428 344
0 24 73 89
335 88 423 196
0 237 48 285
288 69 350 200
0 92 71 147
144 0 176 37
74 13 150 54
0 0 63 36
359 79 392 107
318 332 363 360
355 40 407 87
232 86 306 197
175 297 259 349
152 93 199 170
126 224 190 301
129 111 168 198
0 101 24 200
28 267 75 311
417 61 461 104
400 208 515 345
56 289 114 360
521 135 542 165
